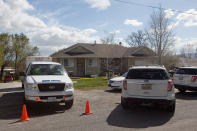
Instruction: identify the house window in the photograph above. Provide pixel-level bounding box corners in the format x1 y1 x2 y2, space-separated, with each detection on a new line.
64 58 74 67
88 58 97 67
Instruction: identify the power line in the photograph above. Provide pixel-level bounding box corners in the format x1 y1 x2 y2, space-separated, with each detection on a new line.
113 0 197 16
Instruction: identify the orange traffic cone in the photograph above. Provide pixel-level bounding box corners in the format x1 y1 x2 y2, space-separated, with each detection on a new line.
83 100 92 115
20 104 29 121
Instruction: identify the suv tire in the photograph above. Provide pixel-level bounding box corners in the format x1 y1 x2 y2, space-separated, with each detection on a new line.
121 97 128 109
178 89 186 93
167 101 175 113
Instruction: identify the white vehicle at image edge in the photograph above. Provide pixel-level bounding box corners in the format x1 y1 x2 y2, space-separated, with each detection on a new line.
21 61 74 108
121 65 175 112
108 72 127 90
173 67 197 93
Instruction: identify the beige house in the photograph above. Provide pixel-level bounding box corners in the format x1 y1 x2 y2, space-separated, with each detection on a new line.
51 43 157 76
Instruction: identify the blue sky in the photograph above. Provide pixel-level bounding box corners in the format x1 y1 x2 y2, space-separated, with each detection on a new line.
0 0 197 55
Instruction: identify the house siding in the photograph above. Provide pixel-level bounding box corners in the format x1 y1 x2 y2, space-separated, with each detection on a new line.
122 58 129 73
85 58 100 76
51 44 157 76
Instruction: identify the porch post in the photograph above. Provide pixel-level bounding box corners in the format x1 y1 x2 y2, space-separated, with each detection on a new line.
85 58 86 76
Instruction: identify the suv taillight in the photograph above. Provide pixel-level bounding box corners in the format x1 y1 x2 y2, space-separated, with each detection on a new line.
191 76 197 82
168 80 173 92
123 80 127 90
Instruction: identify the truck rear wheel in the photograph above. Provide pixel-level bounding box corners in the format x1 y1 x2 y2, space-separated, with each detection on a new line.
65 100 73 109
121 97 128 110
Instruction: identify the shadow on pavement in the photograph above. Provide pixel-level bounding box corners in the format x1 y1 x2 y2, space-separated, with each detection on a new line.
107 104 173 128
0 87 23 93
0 91 69 120
27 103 67 118
0 92 24 120
104 89 121 93
175 91 197 100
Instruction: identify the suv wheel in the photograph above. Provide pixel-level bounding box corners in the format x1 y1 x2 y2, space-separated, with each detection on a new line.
178 89 186 93
167 101 175 113
121 97 128 109
65 100 73 109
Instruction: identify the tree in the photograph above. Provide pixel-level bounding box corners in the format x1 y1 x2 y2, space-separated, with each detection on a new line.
162 52 180 70
0 33 39 80
146 8 175 65
0 33 13 81
12 33 39 79
185 43 194 59
180 47 186 58
100 33 116 44
0 44 4 67
126 30 147 47
195 47 197 58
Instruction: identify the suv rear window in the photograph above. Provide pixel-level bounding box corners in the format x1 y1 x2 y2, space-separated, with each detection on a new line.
175 68 197 75
126 69 169 80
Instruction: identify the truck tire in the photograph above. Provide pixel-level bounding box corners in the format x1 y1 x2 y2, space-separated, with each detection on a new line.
65 100 73 109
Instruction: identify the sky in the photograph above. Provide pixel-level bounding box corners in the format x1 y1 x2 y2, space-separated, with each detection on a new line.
0 0 197 56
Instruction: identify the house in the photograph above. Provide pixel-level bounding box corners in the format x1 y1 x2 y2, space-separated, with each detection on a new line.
51 43 157 76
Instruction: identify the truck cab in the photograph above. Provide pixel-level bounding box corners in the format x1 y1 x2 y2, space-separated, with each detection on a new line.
22 61 74 108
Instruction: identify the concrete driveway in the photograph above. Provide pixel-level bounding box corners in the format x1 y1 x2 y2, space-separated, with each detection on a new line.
0 82 197 131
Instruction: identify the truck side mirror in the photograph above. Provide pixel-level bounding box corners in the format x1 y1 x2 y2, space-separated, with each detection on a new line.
19 72 26 76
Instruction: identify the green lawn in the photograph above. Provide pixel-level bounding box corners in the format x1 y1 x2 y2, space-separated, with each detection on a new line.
71 76 108 90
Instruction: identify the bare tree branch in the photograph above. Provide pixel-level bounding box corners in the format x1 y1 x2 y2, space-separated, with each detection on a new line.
146 8 175 64
126 30 148 47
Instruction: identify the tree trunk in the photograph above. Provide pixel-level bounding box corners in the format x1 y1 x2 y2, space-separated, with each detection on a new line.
158 44 162 65
14 54 17 80
0 64 5 81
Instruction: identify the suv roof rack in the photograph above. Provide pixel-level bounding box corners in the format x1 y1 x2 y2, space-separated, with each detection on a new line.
130 64 165 68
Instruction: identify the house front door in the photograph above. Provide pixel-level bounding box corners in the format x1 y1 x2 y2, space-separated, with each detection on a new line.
77 58 85 76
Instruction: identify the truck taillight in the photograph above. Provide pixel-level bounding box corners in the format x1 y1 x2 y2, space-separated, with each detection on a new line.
168 80 173 92
191 76 197 82
123 80 127 90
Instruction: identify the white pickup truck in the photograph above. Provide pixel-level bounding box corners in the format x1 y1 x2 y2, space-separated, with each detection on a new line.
20 61 74 108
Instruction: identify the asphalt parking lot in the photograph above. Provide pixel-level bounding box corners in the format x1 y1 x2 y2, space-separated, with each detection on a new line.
1 82 197 131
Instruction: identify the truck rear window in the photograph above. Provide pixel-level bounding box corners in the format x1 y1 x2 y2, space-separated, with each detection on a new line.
175 68 197 75
126 69 169 80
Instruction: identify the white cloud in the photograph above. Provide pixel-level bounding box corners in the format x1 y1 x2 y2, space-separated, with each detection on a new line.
6 0 34 11
176 9 197 27
83 0 111 10
174 37 197 53
124 19 143 27
29 26 99 47
165 9 175 18
0 0 100 56
0 0 46 32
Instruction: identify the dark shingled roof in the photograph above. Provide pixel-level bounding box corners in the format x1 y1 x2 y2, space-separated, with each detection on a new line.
51 43 154 58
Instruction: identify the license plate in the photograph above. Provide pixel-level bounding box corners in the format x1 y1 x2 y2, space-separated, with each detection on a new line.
141 84 152 90
179 76 183 80
48 97 56 102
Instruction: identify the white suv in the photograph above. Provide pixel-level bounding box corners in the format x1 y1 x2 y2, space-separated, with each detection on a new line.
121 65 175 112
173 67 197 93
